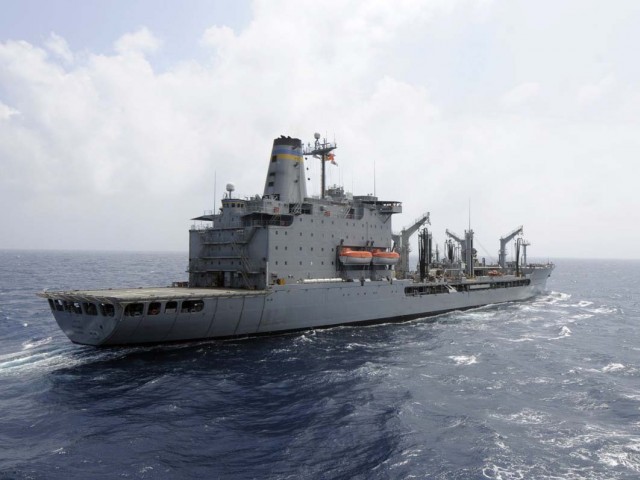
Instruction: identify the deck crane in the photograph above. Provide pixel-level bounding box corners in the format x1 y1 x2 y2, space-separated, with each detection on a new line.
446 228 475 276
392 212 430 279
498 225 523 269
519 239 531 266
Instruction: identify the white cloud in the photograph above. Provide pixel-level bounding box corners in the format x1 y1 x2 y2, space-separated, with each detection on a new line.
114 27 161 55
500 82 541 109
0 101 19 120
577 74 615 106
0 0 639 257
45 32 73 63
200 25 235 50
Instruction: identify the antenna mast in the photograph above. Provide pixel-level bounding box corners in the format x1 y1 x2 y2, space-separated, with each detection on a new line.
374 159 376 197
303 132 337 199
214 170 217 211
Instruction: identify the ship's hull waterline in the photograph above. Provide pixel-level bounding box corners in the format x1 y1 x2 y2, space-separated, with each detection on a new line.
39 267 552 346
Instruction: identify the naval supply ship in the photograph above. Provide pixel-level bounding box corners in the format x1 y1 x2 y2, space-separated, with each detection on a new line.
39 134 554 346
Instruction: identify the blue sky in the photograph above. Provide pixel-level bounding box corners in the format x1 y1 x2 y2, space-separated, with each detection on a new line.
1 0 251 63
1 0 639 258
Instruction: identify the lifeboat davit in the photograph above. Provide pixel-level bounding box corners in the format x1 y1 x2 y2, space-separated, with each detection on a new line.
339 248 373 265
371 249 400 265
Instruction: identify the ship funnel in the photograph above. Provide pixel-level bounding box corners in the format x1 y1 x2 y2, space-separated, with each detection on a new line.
263 136 307 204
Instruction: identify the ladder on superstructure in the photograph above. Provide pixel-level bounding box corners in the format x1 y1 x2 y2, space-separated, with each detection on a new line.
230 229 252 288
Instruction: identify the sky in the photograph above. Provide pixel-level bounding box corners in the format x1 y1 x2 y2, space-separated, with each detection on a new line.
1 0 639 259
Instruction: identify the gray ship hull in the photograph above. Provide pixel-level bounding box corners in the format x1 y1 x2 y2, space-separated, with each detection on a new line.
39 266 552 346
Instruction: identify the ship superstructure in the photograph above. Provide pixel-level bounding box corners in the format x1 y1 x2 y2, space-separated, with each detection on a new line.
39 134 554 346
188 135 401 290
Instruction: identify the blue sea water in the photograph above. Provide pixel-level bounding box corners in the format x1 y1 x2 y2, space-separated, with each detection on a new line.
1 250 639 479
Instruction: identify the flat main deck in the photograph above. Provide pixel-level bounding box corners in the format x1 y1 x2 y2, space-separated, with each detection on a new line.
38 287 268 303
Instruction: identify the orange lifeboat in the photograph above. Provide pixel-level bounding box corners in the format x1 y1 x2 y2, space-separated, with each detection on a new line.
339 248 373 265
371 249 400 265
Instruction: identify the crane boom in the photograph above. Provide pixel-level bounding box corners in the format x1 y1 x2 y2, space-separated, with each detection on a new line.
445 229 464 244
446 228 475 276
392 212 430 279
498 225 523 268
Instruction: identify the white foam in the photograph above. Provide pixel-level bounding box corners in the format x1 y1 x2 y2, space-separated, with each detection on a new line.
22 337 53 350
345 343 368 350
570 313 594 320
598 439 640 473
449 355 478 366
0 343 140 377
550 326 572 340
505 337 535 343
492 408 549 425
588 306 618 315
294 333 315 344
0 350 85 375
537 291 571 306
602 363 625 373
482 463 529 480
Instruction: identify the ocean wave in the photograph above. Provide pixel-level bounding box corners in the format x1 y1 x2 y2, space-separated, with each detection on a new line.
550 326 572 340
482 462 531 480
0 348 86 376
557 425 640 474
504 337 535 343
491 408 550 425
587 306 618 315
602 363 626 373
0 342 156 377
21 336 53 350
598 441 640 473
449 355 478 366
534 291 571 306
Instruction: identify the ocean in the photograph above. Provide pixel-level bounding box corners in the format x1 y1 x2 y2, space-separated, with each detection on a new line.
1 251 639 479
